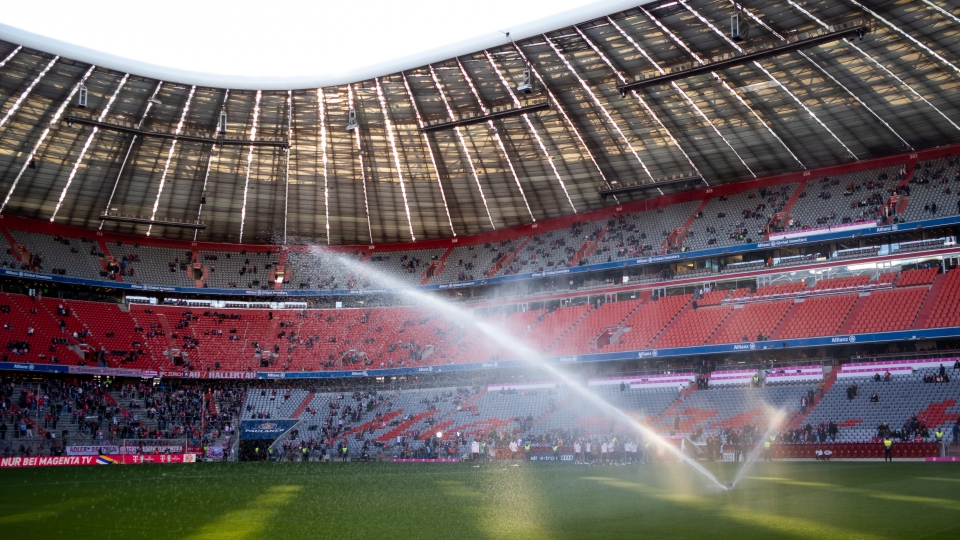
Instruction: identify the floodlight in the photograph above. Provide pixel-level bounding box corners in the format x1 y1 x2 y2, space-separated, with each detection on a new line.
346 108 358 131
77 85 88 108
731 12 749 41
516 68 533 94
218 110 227 135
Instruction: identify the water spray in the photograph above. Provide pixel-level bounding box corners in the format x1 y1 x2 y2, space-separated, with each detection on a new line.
310 247 730 491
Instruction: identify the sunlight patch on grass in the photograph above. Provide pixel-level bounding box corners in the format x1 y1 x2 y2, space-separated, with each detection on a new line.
182 485 301 540
722 506 887 540
747 476 836 489
865 492 960 511
917 477 960 484
750 475 960 511
582 475 714 505
471 467 551 539
0 497 95 525
0 510 57 524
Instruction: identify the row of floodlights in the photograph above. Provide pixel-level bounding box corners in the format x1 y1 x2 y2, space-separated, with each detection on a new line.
74 67 538 135
77 88 228 135
102 210 205 225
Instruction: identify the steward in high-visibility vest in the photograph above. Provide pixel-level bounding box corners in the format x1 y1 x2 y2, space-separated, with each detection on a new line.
524 443 531 461
935 429 944 442
883 438 893 462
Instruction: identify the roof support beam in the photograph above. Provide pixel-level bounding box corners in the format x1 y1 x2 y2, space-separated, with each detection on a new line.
428 65 495 230
51 73 130 222
317 88 332 244
511 42 611 192
419 102 550 133
193 89 229 241
283 90 292 245
61 116 288 148
0 54 56 132
101 81 163 229
607 16 753 180
543 34 657 184
237 89 261 243
732 1 911 151
576 24 717 180
847 0 960 78
1 64 94 213
146 85 196 236
483 51 576 212
400 72 456 237
639 5 804 169
375 77 416 240
786 0 960 134
921 0 960 26
455 58 535 222
0 46 22 70
347 84 374 244
616 22 868 93
680 0 858 161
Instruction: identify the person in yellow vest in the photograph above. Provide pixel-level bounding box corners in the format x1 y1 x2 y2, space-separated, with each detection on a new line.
524 442 531 462
935 429 944 444
883 437 893 462
763 439 772 461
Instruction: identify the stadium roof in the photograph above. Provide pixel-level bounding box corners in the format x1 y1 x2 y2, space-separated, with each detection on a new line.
0 0 959 245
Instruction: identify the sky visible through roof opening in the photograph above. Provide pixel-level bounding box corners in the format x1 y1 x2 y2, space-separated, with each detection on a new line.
0 0 648 89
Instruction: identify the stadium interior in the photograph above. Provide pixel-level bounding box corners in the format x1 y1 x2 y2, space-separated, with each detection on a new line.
1 0 960 537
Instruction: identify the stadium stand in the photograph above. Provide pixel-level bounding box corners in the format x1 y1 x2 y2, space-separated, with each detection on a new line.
548 301 639 356
651 305 733 349
774 294 859 339
786 167 903 230
607 295 691 352
900 156 960 224
8 231 105 278
687 184 796 251
896 267 939 287
365 248 447 286
922 269 960 329
1 261 959 375
709 300 793 344
844 288 928 335
803 367 960 442
656 385 811 434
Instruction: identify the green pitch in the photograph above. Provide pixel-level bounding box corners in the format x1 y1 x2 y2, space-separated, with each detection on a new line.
1 461 958 539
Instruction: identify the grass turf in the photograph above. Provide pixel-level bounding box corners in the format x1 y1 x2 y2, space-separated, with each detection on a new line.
0 461 958 539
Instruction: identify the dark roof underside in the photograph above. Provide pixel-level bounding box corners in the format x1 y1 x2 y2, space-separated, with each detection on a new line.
0 0 957 245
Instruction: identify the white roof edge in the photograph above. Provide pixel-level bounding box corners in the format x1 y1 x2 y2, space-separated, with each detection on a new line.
0 0 652 90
